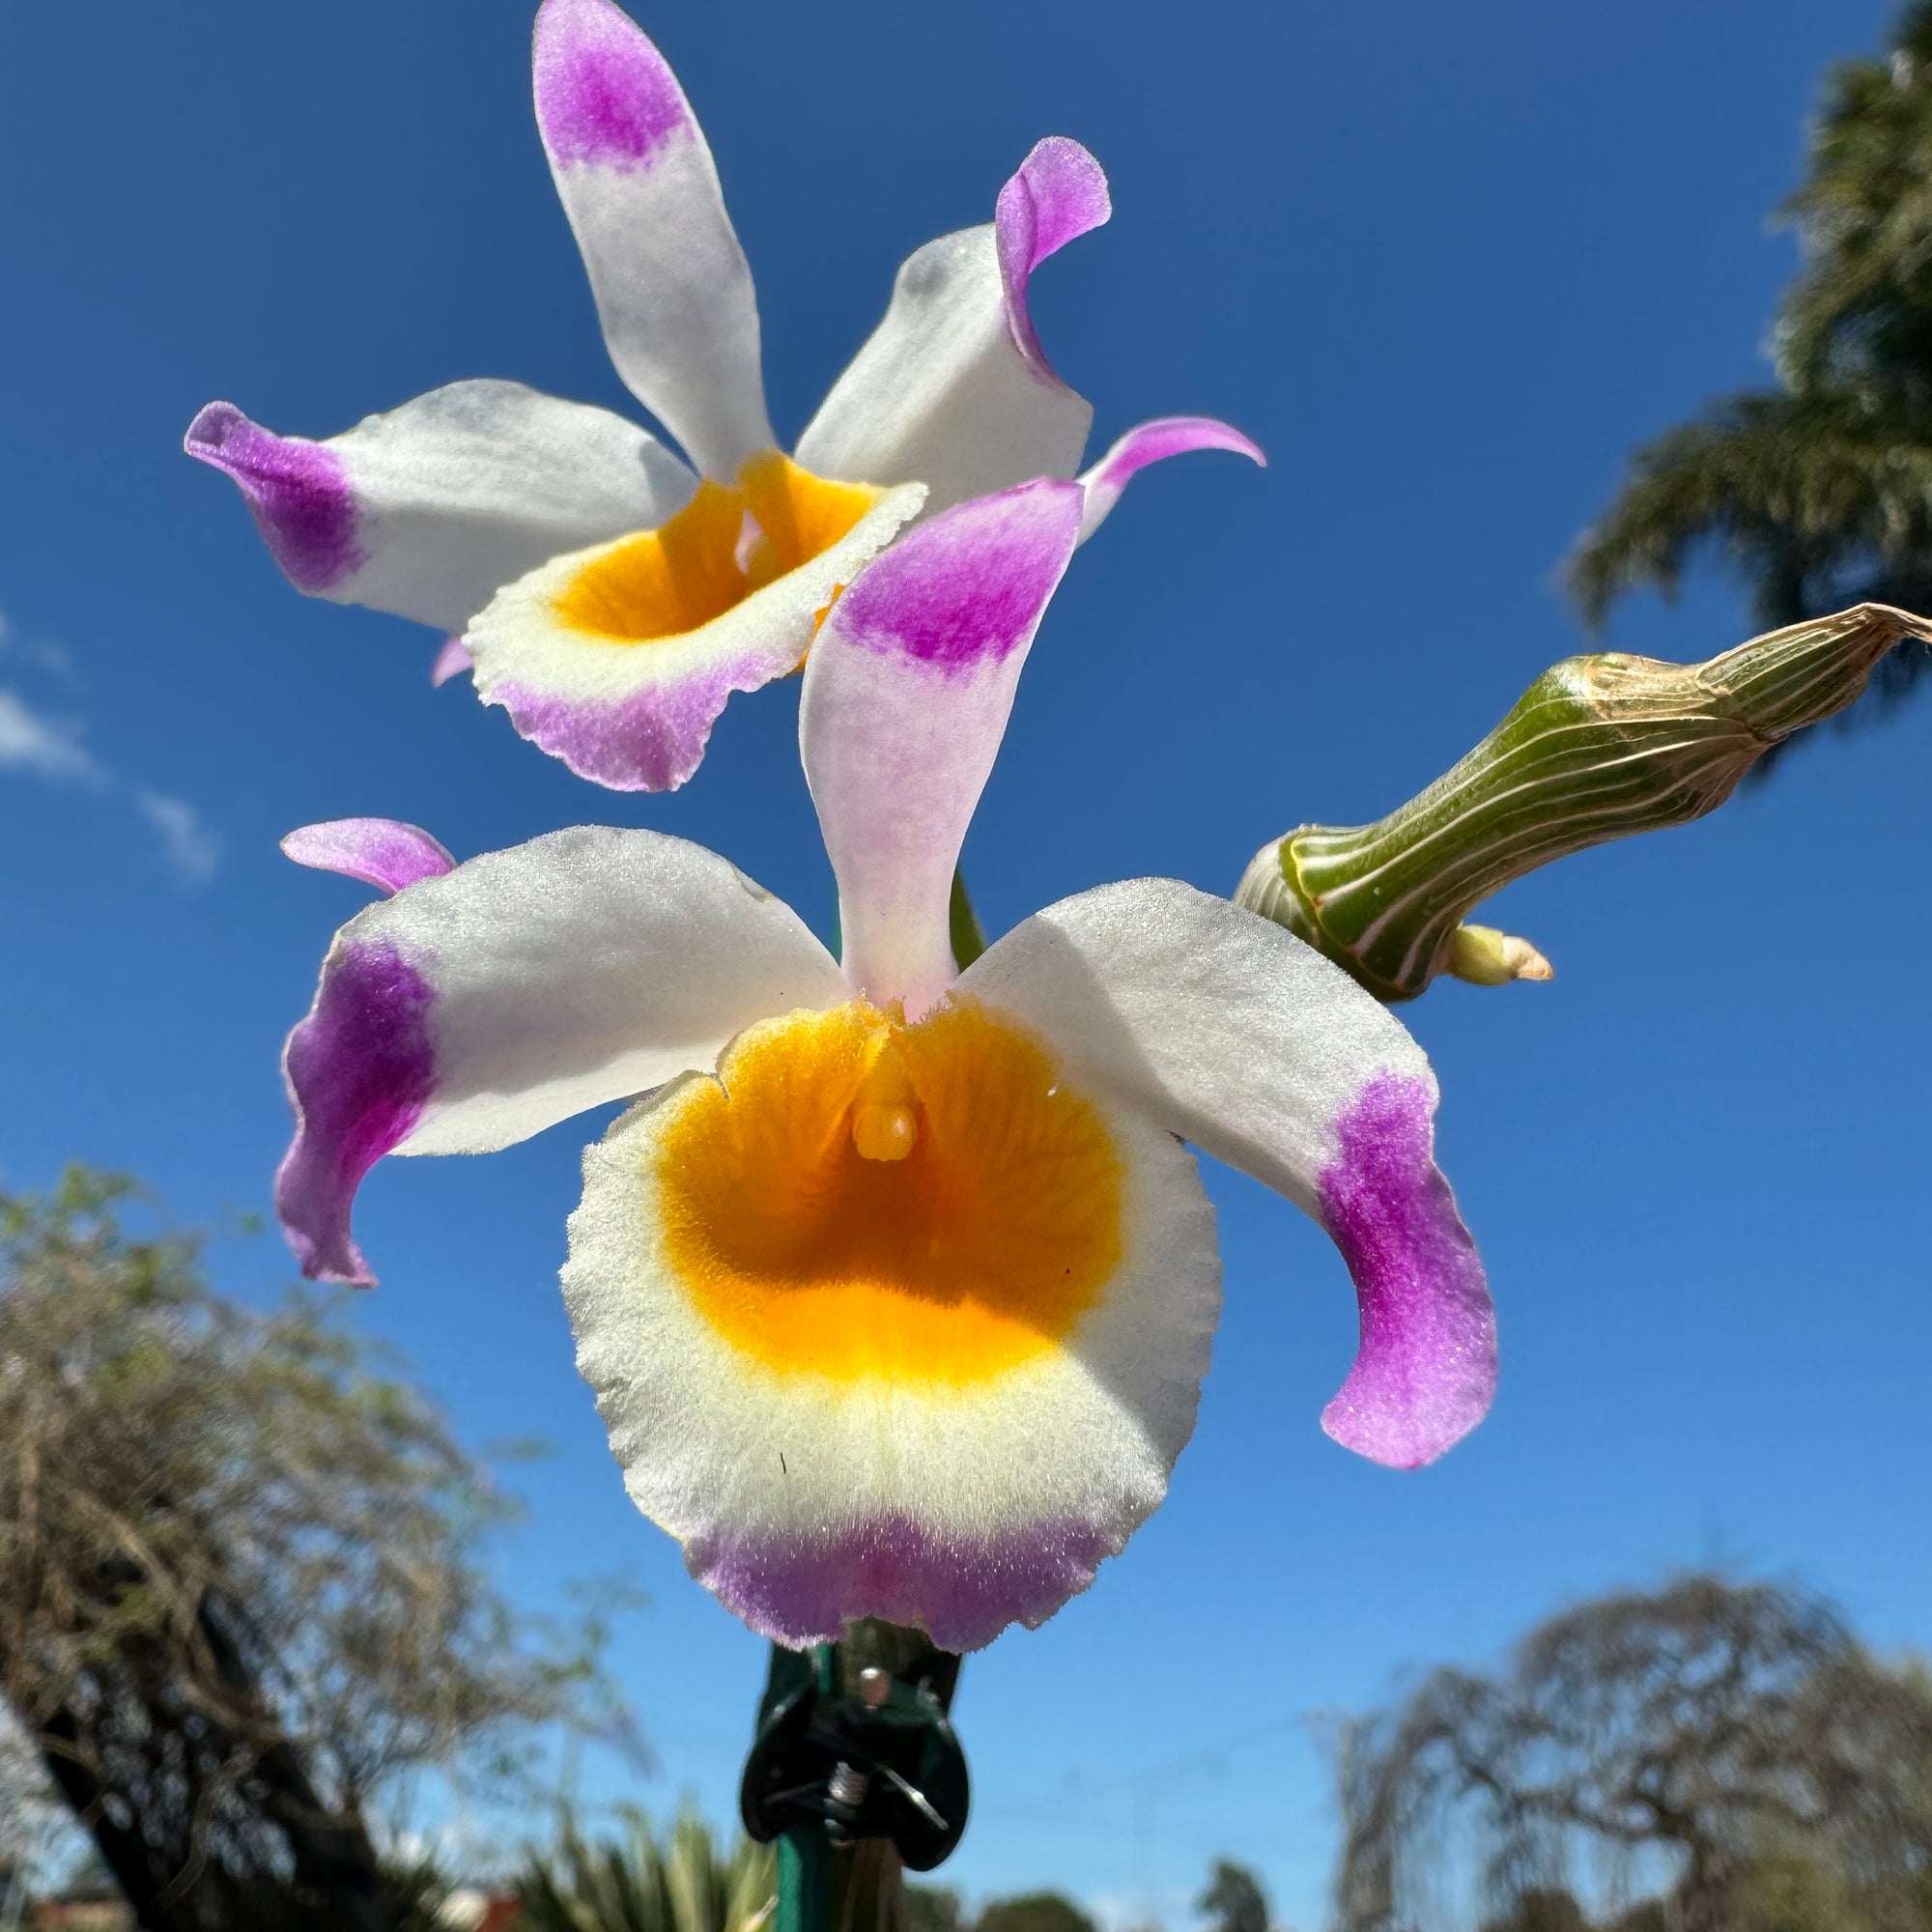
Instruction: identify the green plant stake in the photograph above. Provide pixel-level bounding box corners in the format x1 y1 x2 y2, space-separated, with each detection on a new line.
745 1625 968 1932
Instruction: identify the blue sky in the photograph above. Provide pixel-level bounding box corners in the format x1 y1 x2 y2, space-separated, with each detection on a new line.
2 0 1926 1923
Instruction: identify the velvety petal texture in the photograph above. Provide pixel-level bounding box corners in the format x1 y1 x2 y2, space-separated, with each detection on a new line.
958 881 1496 1469
793 142 1108 516
801 479 1084 1018
281 819 455 895
994 137 1112 380
185 382 695 634
562 994 1220 1651
278 827 845 1284
534 0 772 477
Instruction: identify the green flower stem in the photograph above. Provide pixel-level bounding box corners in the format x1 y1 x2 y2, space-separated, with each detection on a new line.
1236 603 1931 1002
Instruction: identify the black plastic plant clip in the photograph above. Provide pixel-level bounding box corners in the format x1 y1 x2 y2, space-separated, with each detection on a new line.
740 1628 969 1871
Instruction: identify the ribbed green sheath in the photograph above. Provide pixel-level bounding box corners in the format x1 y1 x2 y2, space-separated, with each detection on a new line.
1236 604 1931 1002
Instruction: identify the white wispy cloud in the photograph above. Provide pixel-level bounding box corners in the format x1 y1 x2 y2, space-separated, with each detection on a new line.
134 787 223 885
0 612 222 885
0 687 102 783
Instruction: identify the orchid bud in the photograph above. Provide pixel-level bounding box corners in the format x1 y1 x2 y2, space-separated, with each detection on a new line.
1236 604 1931 1002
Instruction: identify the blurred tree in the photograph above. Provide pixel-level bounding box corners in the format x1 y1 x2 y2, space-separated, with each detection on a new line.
1568 2 1932 743
0 1168 628 1932
1199 1861 1271 1932
512 1807 775 1932
1332 1575 1932 1932
904 1886 966 1932
1477 1892 1588 1932
973 1894 1096 1932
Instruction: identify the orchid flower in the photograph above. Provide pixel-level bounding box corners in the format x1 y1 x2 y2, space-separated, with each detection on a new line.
276 479 1493 1652
185 0 1260 794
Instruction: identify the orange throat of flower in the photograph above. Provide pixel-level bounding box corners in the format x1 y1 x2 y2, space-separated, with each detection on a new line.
552 451 885 647
650 1001 1126 1385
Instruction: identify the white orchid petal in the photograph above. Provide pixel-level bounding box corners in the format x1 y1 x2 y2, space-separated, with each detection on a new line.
277 827 843 1284
185 382 695 636
534 0 772 477
959 880 1496 1469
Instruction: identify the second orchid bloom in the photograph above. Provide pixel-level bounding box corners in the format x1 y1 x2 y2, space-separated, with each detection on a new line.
186 0 1259 791
277 481 1496 1652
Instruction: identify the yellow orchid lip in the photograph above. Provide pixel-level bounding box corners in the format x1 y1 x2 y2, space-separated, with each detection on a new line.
653 999 1125 1386
551 450 886 647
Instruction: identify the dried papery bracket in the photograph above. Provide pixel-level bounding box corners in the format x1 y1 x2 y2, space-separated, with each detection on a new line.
1236 604 1932 1002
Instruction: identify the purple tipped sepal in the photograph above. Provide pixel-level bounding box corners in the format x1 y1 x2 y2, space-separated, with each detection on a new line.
185 402 364 593
276 941 437 1287
1318 1073 1497 1468
533 0 695 171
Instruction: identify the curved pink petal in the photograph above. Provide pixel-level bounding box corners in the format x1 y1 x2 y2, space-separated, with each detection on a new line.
1077 415 1266 542
281 819 456 896
994 137 1112 383
186 403 363 593
795 141 1105 514
278 941 436 1287
1318 1073 1497 1468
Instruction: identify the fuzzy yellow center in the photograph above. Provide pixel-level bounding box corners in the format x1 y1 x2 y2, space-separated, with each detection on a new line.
653 1001 1124 1384
552 451 882 645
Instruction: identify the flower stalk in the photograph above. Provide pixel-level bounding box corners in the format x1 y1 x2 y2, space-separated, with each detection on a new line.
1236 603 1932 1002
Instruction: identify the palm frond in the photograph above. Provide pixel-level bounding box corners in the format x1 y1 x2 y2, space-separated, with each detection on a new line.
1569 393 1932 626
1575 1 1932 753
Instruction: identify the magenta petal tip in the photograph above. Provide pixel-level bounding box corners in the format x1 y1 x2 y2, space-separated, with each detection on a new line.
1077 416 1265 540
1011 138 1111 243
185 400 363 592
276 941 437 1288
281 819 456 896
833 478 1086 672
1317 1074 1498 1470
995 137 1112 381
534 0 692 171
